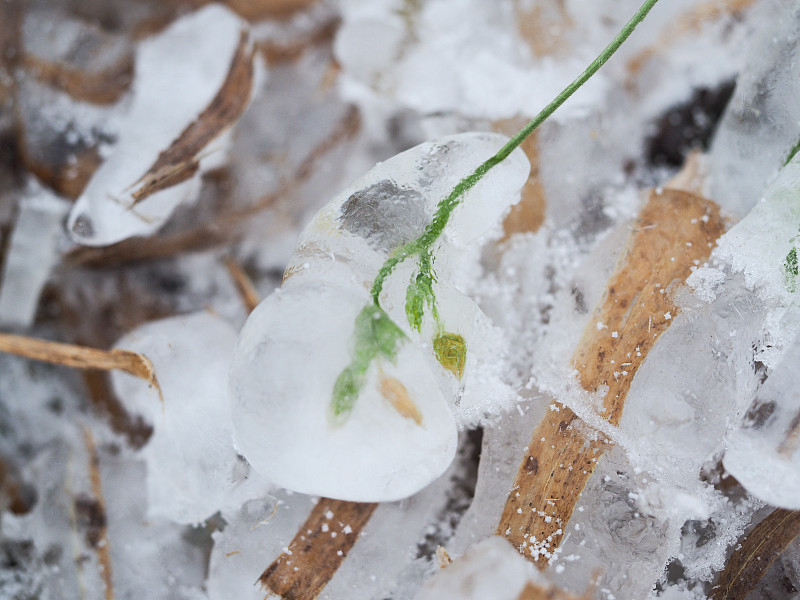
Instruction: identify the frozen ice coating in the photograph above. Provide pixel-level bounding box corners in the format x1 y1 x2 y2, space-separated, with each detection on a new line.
710 0 800 217
724 334 800 510
13 1 800 597
230 282 458 502
229 132 527 501
66 5 247 247
111 312 269 524
415 536 539 600
0 184 69 328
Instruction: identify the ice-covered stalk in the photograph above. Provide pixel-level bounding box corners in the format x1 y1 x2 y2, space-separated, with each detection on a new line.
497 190 726 562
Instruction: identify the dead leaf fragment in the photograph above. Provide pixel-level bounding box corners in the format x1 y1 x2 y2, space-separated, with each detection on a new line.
128 29 256 205
380 375 423 426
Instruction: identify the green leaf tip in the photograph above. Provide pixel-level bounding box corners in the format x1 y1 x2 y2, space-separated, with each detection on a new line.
785 246 798 293
433 332 467 380
331 304 408 420
405 269 436 333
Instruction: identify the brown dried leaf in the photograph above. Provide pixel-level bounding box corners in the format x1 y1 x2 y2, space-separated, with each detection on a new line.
129 29 256 205
497 189 727 564
711 509 800 600
0 332 163 403
626 0 761 87
260 498 377 600
513 0 573 58
493 121 546 239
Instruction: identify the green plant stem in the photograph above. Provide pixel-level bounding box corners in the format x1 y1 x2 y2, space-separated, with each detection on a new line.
370 0 661 304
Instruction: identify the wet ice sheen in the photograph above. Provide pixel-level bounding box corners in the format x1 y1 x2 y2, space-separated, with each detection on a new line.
229 132 529 502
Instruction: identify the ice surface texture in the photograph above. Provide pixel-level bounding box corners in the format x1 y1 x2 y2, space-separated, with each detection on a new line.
112 312 269 524
66 5 247 247
229 132 529 502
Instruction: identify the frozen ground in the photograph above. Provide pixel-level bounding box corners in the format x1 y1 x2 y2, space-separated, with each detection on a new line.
0 0 799 599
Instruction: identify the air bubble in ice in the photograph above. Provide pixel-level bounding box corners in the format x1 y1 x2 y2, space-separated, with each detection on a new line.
339 180 427 251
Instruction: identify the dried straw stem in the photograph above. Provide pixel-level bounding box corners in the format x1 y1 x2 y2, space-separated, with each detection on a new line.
497 189 727 564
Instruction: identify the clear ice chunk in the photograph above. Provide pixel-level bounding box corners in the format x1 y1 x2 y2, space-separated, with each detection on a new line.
709 0 800 216
0 183 68 328
229 132 529 501
111 311 269 524
724 334 800 509
229 281 458 502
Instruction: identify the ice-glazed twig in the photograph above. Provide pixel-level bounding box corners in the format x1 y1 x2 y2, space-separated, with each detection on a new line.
711 508 800 599
82 429 114 600
497 189 727 564
259 499 377 600
128 29 255 205
0 332 163 403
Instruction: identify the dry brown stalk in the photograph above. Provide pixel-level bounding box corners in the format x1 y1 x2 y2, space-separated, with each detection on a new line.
259 499 377 600
492 121 546 239
626 0 761 86
22 38 133 106
224 256 262 313
258 15 340 65
711 509 800 599
497 189 727 564
83 428 115 600
0 332 163 403
129 30 255 205
187 0 319 21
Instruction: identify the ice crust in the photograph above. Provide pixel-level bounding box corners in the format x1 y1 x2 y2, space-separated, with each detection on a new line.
230 132 529 502
66 5 247 247
710 0 800 217
0 183 68 328
111 311 270 524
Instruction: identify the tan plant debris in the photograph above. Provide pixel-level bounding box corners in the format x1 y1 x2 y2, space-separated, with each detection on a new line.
626 0 761 87
711 508 800 599
224 256 261 313
380 374 423 426
82 428 115 600
260 498 377 600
